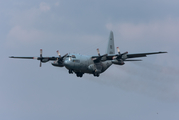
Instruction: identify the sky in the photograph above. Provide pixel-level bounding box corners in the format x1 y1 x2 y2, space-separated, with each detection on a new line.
1 0 179 120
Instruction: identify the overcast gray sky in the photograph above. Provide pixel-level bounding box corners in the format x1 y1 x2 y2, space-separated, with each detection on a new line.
1 0 179 120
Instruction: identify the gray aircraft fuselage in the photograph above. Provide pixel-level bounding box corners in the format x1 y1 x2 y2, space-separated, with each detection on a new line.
52 53 112 76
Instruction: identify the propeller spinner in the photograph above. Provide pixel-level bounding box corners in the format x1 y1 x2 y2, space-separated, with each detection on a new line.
35 49 50 67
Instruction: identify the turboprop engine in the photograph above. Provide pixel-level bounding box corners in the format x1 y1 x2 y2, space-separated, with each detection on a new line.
51 50 67 67
111 47 128 65
51 60 64 67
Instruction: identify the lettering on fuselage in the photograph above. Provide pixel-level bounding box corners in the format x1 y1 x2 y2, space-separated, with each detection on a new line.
73 59 80 63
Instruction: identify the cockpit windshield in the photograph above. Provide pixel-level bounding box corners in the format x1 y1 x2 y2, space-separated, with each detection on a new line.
66 55 71 61
66 55 76 61
71 55 76 58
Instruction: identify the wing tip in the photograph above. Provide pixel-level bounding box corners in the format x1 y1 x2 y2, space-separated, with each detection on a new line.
159 51 168 53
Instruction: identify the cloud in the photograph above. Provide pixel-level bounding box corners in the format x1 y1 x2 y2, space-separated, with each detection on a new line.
39 2 50 12
55 2 60 6
6 26 47 46
106 18 179 42
5 2 54 47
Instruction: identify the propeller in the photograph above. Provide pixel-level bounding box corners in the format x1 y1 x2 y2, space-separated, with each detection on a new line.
115 47 141 63
51 50 68 67
92 48 107 62
36 49 50 67
38 49 68 67
56 50 68 64
111 47 129 65
116 47 128 60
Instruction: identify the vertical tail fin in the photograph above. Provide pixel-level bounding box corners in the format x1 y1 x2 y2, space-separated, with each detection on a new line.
106 31 115 54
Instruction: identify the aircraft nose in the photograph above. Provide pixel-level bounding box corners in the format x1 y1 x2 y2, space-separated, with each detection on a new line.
64 60 73 68
64 60 69 66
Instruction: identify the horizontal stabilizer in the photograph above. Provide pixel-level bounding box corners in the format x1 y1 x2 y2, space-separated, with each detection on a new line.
124 59 142 61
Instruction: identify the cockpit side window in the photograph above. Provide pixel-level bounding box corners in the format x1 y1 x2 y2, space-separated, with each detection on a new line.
71 55 76 58
66 55 72 61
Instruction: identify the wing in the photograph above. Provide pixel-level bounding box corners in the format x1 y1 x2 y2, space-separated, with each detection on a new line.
9 56 57 61
9 49 68 67
9 56 34 59
103 51 167 60
91 51 167 62
9 49 68 62
10 56 59 67
127 51 167 58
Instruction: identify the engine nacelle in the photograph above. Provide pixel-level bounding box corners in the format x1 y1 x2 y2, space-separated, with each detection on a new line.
51 61 64 67
122 54 127 59
112 59 125 65
41 58 49 63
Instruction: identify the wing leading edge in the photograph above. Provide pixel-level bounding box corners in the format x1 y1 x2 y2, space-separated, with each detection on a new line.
127 51 167 58
9 56 57 61
104 51 167 60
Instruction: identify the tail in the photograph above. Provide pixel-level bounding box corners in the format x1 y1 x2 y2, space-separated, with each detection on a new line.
106 31 115 54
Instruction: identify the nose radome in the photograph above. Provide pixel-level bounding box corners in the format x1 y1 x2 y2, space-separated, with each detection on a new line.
64 59 74 70
64 60 69 66
64 60 73 68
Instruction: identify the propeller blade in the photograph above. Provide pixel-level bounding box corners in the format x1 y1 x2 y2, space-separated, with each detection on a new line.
116 51 128 60
57 50 61 58
56 51 68 64
61 53 68 59
117 47 120 54
124 59 142 61
97 48 100 56
121 51 128 55
40 49 42 57
40 61 42 67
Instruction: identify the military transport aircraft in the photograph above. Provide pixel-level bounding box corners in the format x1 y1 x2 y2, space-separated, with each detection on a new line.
10 31 167 77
